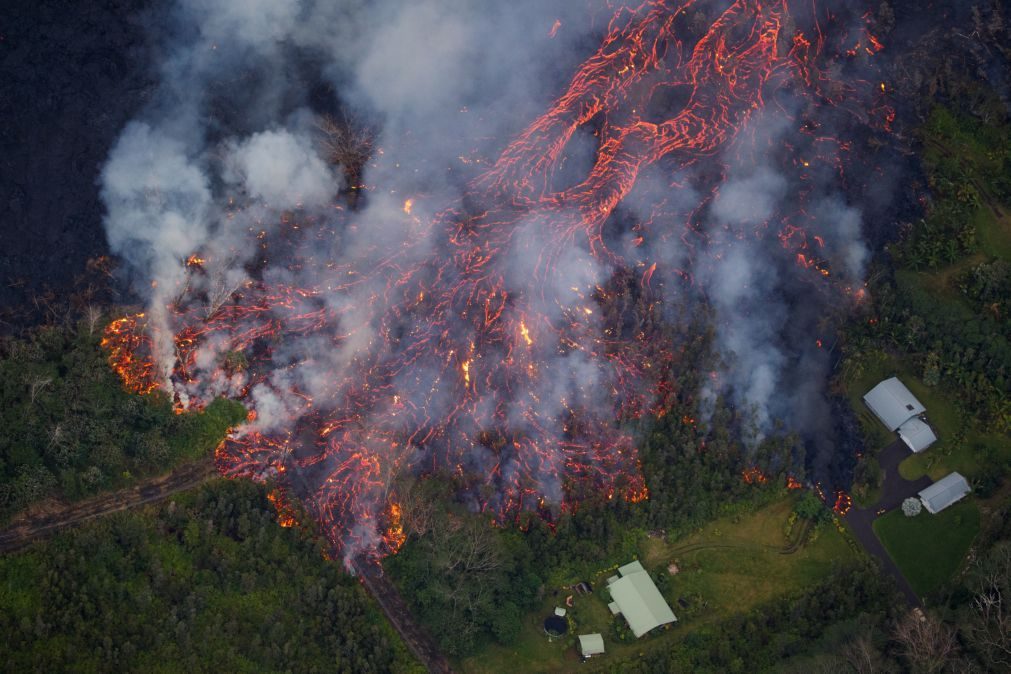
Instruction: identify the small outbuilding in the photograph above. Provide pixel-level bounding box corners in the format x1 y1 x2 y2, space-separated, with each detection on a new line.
918 472 971 514
607 560 677 638
897 417 938 453
864 377 926 431
578 633 605 657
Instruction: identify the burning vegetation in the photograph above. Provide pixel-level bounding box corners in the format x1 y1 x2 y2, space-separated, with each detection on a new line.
100 0 894 563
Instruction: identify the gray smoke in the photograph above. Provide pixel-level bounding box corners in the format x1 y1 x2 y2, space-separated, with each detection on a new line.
100 0 879 554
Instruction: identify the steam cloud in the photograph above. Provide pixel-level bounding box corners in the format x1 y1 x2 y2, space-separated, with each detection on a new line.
100 0 886 558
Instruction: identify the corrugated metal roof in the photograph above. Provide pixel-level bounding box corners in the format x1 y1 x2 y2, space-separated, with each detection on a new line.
578 633 605 656
918 472 971 514
863 377 925 431
608 563 677 638
898 417 937 453
618 560 646 576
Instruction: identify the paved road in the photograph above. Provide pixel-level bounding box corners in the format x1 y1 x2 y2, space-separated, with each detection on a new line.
845 439 933 607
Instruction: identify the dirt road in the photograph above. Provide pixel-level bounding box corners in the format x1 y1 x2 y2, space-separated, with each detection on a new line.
0 459 218 554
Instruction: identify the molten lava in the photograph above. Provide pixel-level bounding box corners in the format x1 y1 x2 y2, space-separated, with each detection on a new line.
103 0 886 562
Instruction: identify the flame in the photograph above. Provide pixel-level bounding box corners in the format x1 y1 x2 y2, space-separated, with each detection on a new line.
519 321 533 346
267 488 298 528
403 198 413 215
832 490 853 516
383 501 406 553
101 315 159 395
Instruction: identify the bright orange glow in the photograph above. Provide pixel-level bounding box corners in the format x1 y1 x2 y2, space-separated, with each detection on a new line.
383 502 406 553
267 489 298 528
519 321 533 346
101 315 159 395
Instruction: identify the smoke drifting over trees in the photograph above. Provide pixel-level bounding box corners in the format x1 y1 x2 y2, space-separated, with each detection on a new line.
99 0 897 557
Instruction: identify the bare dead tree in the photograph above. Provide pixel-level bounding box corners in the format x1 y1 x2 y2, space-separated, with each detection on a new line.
893 610 959 674
204 269 245 319
839 633 885 674
442 519 501 576
46 422 65 451
966 543 1011 670
84 304 103 337
316 112 375 187
28 375 53 406
395 475 435 538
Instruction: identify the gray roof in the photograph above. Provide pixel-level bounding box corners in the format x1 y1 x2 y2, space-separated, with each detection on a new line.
898 417 938 453
864 377 925 431
918 472 971 514
608 561 677 638
578 633 605 656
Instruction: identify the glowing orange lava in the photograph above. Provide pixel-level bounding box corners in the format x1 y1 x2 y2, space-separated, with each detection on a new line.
103 0 884 561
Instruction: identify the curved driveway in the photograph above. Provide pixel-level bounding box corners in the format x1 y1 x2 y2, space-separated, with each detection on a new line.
845 439 932 607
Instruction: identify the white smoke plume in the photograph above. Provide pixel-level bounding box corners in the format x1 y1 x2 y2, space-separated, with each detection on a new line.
99 0 884 557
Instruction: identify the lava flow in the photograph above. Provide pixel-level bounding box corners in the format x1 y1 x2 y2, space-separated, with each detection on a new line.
103 0 889 563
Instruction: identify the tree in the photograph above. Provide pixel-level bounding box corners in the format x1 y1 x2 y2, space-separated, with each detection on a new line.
902 497 923 517
83 305 103 337
893 611 958 674
317 113 375 187
796 492 828 521
964 543 1011 670
839 633 886 674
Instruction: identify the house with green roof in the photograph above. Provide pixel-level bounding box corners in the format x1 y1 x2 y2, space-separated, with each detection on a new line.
606 560 677 637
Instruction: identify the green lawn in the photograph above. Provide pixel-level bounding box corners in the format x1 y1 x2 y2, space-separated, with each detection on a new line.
458 496 856 673
873 500 980 595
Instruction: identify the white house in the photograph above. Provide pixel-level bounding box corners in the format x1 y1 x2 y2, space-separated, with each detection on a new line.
918 472 971 514
897 417 938 453
864 377 937 452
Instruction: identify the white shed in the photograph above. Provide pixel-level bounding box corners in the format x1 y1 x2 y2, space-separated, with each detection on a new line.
898 417 938 453
918 472 971 514
863 377 925 431
578 633 605 657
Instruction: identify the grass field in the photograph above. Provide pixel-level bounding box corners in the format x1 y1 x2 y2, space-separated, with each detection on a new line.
873 500 980 595
457 496 856 673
